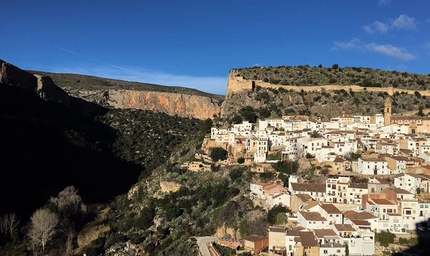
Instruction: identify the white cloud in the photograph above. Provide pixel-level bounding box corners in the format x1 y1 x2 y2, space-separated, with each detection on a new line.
364 14 416 33
332 38 363 50
391 14 416 30
332 39 415 61
378 0 392 6
365 43 415 61
364 21 389 33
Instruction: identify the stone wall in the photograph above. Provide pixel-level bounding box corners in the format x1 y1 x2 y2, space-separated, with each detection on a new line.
226 71 430 97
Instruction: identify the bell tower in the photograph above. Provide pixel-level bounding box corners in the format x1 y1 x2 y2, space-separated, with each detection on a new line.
384 97 392 126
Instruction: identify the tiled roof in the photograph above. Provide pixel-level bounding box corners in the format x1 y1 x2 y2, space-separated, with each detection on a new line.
244 235 267 242
334 224 355 231
295 194 313 202
302 201 319 210
386 187 412 194
349 219 370 226
313 229 338 238
269 226 288 233
291 183 326 193
320 203 342 214
299 231 319 248
286 230 300 236
347 211 378 220
372 198 396 205
374 177 390 184
299 211 327 221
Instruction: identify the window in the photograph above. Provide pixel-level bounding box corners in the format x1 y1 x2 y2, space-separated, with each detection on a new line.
323 250 328 254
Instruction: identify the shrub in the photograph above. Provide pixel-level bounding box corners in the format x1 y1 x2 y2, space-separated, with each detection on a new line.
210 147 228 162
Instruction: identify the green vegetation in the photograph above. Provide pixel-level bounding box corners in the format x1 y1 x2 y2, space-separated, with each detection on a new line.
234 65 430 90
210 147 228 162
376 230 395 248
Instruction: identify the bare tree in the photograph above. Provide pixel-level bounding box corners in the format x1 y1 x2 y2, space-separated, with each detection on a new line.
50 186 83 214
28 208 59 252
0 212 20 238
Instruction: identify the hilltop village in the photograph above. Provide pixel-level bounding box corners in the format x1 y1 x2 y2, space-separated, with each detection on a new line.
187 97 430 256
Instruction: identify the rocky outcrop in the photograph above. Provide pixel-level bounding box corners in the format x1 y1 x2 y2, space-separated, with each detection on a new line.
0 59 223 120
59 88 222 120
103 90 221 120
0 59 37 92
220 69 430 119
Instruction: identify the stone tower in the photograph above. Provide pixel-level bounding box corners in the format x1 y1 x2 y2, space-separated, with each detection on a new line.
384 97 392 126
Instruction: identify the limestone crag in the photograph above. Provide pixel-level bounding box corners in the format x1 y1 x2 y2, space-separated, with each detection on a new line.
0 59 223 120
64 89 222 120
104 90 221 120
0 59 37 92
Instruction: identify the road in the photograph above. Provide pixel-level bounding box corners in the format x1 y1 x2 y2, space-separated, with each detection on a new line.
196 236 218 256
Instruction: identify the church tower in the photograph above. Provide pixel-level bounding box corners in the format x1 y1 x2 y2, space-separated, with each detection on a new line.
384 97 392 126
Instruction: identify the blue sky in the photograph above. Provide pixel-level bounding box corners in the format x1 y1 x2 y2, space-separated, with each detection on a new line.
1 0 429 95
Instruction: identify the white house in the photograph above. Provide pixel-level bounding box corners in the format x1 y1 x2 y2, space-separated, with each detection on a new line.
357 157 390 175
297 211 328 230
394 173 423 194
269 192 291 209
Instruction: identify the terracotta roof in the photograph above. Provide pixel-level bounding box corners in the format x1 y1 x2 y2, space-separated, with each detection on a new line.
392 116 430 120
299 211 327 221
349 219 371 226
286 230 300 236
294 194 313 202
334 224 355 232
302 200 319 210
291 183 326 193
386 187 412 195
333 158 345 163
347 211 378 220
313 229 338 238
372 198 396 205
320 203 342 214
374 177 390 184
244 235 267 242
269 226 288 233
343 210 359 217
299 231 319 248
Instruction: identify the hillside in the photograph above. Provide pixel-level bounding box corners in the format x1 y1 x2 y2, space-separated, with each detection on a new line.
234 65 430 89
3 60 430 255
28 71 224 120
220 66 430 121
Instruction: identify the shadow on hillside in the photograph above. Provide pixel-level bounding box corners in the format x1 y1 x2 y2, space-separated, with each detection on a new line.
393 220 430 256
0 85 142 221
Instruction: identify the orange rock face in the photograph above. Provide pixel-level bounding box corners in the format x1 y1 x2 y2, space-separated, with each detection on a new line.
106 90 222 120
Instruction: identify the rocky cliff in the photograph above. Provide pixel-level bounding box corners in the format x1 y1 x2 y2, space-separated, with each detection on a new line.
220 69 430 120
0 60 223 120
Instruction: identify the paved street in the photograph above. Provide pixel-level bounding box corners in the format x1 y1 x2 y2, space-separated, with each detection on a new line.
196 236 218 256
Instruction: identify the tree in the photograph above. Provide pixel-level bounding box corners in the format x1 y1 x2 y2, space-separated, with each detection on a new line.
310 131 323 138
0 212 20 239
375 230 395 248
332 64 339 69
272 160 299 175
50 186 83 215
239 106 258 123
210 147 228 162
258 108 271 119
417 106 425 116
237 157 245 164
268 205 289 225
28 208 59 252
